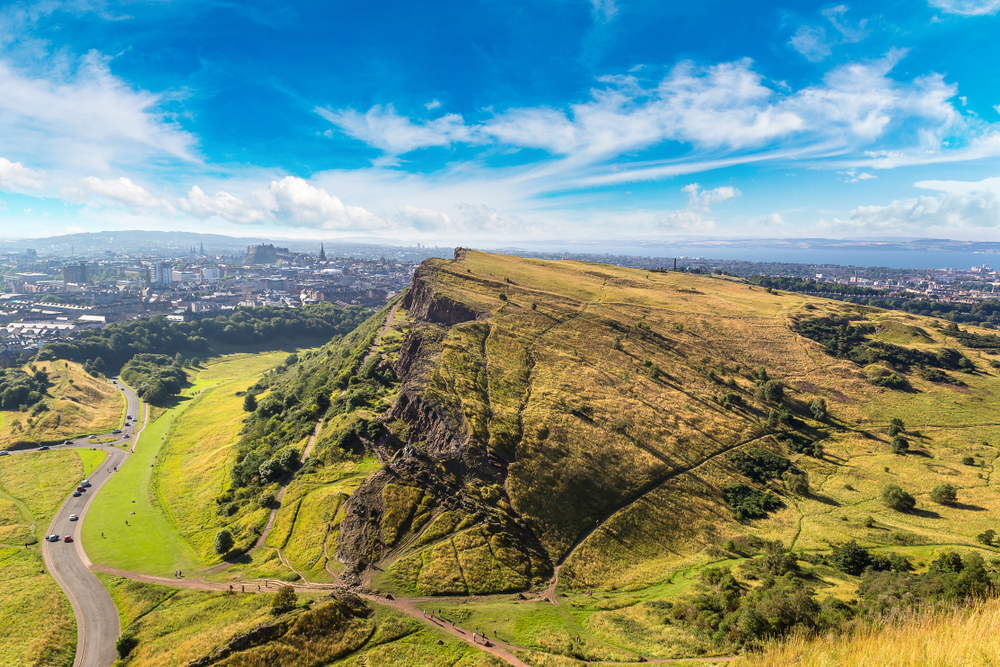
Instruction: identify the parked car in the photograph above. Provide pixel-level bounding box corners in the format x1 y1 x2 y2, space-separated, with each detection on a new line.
81 480 91 487
72 491 81 497
63 536 73 543
126 415 132 420
76 486 85 492
69 514 79 521
38 446 49 451
64 440 73 445
112 429 122 434
0 451 8 456
47 534 59 542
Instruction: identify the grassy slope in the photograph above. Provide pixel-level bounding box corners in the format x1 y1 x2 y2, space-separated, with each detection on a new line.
388 253 1000 591
0 360 121 448
155 352 288 563
749 596 1000 666
83 352 289 574
0 451 104 666
0 548 75 667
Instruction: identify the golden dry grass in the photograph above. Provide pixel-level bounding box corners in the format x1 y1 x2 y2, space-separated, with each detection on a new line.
748 599 1000 666
0 360 120 448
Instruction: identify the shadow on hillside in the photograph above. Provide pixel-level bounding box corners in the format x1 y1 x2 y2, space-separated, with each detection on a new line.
908 449 933 458
952 502 987 512
909 508 942 519
808 493 839 507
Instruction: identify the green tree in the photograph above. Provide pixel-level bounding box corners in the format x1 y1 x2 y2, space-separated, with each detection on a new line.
976 529 996 546
755 379 785 404
809 397 827 421
213 528 234 555
830 540 872 576
783 471 809 496
243 393 257 412
271 585 297 614
930 483 958 506
881 484 916 512
891 435 909 455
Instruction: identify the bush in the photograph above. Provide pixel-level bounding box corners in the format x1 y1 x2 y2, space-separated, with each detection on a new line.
729 447 791 484
754 379 785 404
213 528 234 555
864 365 909 389
930 483 958 505
881 485 916 512
976 529 996 546
271 585 297 614
723 483 783 521
809 397 827 421
962 456 976 466
243 393 257 412
115 628 139 659
783 471 809 496
831 540 872 576
498 293 508 302
891 435 909 455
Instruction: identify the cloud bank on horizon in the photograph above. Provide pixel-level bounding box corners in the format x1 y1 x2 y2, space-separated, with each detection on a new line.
2 0 1000 243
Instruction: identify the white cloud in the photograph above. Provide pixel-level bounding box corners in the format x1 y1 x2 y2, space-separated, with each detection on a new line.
0 156 43 190
397 204 454 231
424 99 441 110
0 51 196 175
660 183 741 231
838 168 877 182
928 0 1000 14
77 176 168 211
591 0 619 23
177 185 265 224
457 203 531 233
315 104 472 155
822 176 1000 234
790 25 832 62
256 176 384 230
821 5 869 42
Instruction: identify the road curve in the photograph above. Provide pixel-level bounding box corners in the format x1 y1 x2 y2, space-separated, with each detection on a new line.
38 378 148 667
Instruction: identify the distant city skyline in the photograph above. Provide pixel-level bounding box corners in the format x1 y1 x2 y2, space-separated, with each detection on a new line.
1 1 1000 243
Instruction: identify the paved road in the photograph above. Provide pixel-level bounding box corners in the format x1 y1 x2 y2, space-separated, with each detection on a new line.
30 378 147 667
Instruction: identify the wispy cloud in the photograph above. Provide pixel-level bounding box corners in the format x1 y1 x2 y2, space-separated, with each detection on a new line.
660 183 741 232
928 0 1000 15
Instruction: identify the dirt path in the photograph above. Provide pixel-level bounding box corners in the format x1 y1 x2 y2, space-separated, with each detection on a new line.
363 304 399 365
361 593 532 667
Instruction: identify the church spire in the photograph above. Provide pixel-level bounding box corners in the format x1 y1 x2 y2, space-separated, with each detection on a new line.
319 243 327 261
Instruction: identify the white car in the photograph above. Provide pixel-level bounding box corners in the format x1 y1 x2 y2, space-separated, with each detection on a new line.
69 514 79 521
81 480 91 488
47 534 60 542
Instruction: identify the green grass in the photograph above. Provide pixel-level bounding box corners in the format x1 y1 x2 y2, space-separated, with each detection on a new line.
0 449 89 544
0 548 75 667
76 448 108 478
82 406 202 575
83 351 293 575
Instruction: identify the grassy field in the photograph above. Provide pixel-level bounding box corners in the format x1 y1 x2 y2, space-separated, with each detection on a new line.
0 360 121 449
0 449 101 545
155 352 289 563
83 351 294 574
747 597 1000 666
0 548 75 667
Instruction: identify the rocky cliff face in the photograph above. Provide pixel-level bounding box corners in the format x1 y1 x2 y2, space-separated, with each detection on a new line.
335 256 550 591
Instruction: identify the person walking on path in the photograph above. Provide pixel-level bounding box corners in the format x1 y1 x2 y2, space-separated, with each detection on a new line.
472 633 477 644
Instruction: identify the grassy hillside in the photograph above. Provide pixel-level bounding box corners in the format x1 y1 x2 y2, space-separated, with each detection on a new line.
0 360 121 449
142 250 1000 664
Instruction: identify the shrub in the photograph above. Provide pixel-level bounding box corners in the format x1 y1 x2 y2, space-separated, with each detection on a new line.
723 483 783 521
891 435 909 455
976 529 996 546
243 393 257 412
864 365 909 389
809 398 827 421
498 293 508 302
881 484 916 512
754 379 785 404
962 456 976 466
115 628 139 659
271 585 297 614
612 335 623 351
783 471 809 496
930 483 958 505
831 540 872 576
729 447 791 484
213 528 234 555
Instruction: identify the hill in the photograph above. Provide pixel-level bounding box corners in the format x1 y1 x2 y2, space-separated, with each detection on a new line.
183 249 1000 662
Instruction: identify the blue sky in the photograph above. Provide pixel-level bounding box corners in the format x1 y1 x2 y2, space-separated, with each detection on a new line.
1 0 1000 243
